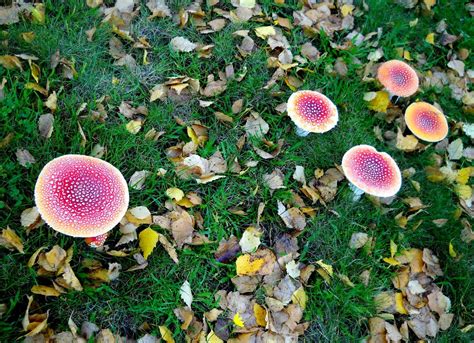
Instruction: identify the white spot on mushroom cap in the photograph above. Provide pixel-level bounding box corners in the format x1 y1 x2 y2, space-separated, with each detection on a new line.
35 155 129 237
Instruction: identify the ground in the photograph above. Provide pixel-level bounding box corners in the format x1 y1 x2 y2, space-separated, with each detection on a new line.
0 0 473 342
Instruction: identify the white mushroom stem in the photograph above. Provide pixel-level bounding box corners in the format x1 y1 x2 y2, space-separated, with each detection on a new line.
349 183 365 202
295 126 310 137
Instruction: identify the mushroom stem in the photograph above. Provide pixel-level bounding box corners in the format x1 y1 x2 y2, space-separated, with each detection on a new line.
295 126 310 137
349 183 365 202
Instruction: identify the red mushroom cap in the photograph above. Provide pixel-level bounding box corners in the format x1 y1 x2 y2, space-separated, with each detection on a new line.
404 102 448 142
35 155 129 238
85 233 108 248
377 60 419 97
287 90 338 133
341 145 402 197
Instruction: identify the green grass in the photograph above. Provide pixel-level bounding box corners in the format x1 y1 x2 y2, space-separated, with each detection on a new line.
1 0 473 341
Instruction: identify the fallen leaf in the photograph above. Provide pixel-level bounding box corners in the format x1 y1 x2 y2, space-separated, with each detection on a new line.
0 227 24 253
263 169 285 190
170 37 197 52
159 325 175 343
233 312 245 327
31 285 61 297
368 91 390 113
180 280 193 308
139 228 159 259
239 227 262 253
236 248 276 276
349 232 369 249
16 148 36 167
38 113 54 139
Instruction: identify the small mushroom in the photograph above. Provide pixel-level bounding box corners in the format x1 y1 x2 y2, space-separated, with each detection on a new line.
404 102 448 142
35 155 129 241
377 60 419 98
341 145 402 200
287 90 338 137
84 233 109 248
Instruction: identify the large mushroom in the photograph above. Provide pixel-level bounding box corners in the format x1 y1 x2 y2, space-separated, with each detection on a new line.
35 155 129 245
404 102 448 142
341 145 402 200
377 60 419 98
287 90 338 137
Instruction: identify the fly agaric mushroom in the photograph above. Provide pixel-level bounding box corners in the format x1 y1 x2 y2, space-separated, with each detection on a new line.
377 60 419 98
35 155 129 242
341 145 402 200
287 90 338 136
404 102 448 142
84 233 109 248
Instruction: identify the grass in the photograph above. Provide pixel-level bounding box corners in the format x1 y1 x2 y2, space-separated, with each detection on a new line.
1 0 473 341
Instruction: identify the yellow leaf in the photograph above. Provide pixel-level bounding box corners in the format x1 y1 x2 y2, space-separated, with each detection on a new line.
31 4 46 24
139 228 159 260
456 167 471 185
425 166 445 183
315 260 333 277
159 325 175 343
291 287 307 309
29 60 40 83
166 187 184 201
0 55 22 70
31 285 61 297
423 0 436 11
403 50 412 61
1 227 24 253
253 303 267 326
126 120 142 134
236 254 265 276
62 264 83 291
126 206 152 226
340 4 354 17
425 33 435 45
396 129 419 152
368 91 390 113
207 331 224 343
390 240 397 258
383 257 401 266
44 91 57 112
143 49 149 65
28 246 46 267
21 32 36 43
455 184 472 200
187 126 199 145
449 241 457 258
395 292 408 314
233 312 245 327
25 82 48 96
316 268 331 283
255 26 276 39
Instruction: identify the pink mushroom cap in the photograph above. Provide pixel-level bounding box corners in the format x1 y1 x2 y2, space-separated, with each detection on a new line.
35 155 129 238
287 90 338 133
404 102 448 142
377 60 419 97
341 145 402 197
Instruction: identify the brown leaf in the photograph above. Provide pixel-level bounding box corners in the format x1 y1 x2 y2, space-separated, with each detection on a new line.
215 235 241 263
38 113 54 139
263 169 285 190
16 148 36 167
172 211 194 248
